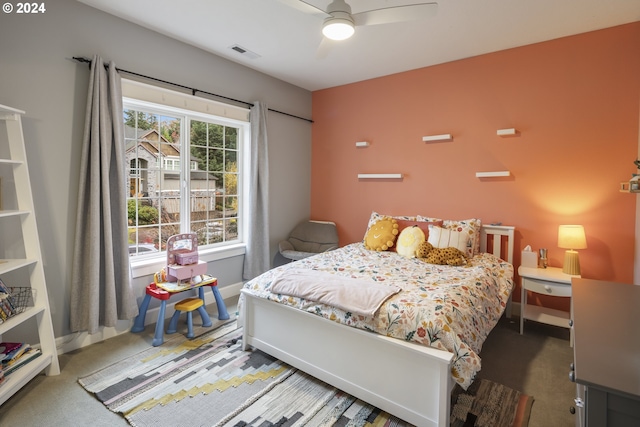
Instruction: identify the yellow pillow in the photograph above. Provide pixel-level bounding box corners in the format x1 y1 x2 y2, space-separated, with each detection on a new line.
364 217 399 251
396 225 426 258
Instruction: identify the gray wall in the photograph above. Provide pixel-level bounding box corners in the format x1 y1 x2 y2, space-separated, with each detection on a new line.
0 0 312 338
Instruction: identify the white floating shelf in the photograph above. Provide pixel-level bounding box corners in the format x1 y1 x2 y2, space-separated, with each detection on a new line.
422 134 452 142
497 128 518 136
355 141 370 147
476 171 511 178
358 174 403 179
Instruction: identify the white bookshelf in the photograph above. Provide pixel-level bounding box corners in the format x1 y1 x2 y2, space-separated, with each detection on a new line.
0 104 59 406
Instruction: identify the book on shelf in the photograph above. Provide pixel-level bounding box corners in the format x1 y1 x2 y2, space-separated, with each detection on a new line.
0 342 22 358
2 347 42 377
1 342 30 365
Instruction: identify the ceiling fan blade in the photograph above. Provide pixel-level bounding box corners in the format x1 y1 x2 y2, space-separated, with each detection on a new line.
277 0 329 17
353 3 438 26
315 37 337 59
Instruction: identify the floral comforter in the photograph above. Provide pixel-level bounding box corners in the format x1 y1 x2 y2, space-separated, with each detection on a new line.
242 242 514 389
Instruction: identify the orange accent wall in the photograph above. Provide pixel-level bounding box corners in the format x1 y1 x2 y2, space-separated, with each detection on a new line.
310 23 640 309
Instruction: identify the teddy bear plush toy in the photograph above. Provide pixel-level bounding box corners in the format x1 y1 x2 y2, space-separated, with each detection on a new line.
415 242 469 266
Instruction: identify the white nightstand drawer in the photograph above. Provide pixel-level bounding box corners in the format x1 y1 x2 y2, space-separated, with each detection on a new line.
523 277 572 297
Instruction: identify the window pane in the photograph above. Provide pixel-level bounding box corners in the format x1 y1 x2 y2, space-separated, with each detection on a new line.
225 150 237 171
191 120 208 147
210 148 224 173
208 123 224 148
191 145 208 171
160 223 181 251
224 195 238 215
224 218 238 241
225 127 237 150
128 224 159 256
193 220 224 246
159 115 180 144
224 171 238 198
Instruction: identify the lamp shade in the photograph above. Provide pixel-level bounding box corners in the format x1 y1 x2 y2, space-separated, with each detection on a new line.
558 225 586 275
322 15 355 40
557 225 587 250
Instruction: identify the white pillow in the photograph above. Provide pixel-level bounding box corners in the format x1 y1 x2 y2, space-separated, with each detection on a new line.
419 217 481 257
428 225 470 254
441 218 482 257
396 226 425 258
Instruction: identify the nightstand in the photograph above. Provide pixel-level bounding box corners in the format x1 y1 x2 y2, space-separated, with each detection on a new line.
519 266 578 345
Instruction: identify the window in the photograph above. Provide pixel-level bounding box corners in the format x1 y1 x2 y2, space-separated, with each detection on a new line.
122 81 249 259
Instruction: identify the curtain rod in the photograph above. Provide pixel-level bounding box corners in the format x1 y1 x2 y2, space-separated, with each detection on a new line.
71 56 313 123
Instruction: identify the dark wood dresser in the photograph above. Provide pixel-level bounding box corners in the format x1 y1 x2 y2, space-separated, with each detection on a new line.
570 278 640 427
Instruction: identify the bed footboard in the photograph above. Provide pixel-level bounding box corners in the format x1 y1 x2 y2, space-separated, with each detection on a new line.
241 290 454 427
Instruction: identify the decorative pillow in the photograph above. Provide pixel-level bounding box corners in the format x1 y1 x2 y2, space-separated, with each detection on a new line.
442 218 482 257
396 219 443 236
364 217 399 251
427 225 470 254
364 211 416 241
419 217 482 257
390 219 443 252
396 225 426 258
416 215 443 223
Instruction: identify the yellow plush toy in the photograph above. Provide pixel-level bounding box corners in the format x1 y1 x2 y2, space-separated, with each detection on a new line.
416 242 469 266
364 217 399 251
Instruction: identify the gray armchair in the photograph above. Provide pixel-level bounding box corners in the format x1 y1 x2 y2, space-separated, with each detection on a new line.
278 220 339 261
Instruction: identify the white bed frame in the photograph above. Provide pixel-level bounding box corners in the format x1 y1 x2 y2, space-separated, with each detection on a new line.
241 225 515 427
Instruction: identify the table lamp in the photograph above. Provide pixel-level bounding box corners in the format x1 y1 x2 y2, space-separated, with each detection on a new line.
557 225 587 275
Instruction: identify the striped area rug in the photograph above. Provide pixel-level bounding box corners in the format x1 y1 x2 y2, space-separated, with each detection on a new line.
79 321 532 427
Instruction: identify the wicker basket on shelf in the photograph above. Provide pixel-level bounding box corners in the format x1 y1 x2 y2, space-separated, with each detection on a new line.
0 287 35 324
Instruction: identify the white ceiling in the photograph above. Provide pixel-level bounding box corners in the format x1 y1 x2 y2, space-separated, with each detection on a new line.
77 0 640 91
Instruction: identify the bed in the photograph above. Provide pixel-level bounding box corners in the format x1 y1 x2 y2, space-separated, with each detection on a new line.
240 218 515 427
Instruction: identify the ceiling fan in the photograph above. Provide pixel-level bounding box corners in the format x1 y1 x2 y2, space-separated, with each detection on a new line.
279 0 438 41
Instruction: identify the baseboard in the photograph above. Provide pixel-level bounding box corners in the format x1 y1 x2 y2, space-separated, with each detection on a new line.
55 282 244 355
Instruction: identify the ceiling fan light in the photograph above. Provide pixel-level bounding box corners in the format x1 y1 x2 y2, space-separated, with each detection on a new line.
322 17 355 40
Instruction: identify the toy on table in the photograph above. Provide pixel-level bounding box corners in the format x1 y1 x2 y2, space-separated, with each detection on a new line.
131 233 230 346
165 233 207 285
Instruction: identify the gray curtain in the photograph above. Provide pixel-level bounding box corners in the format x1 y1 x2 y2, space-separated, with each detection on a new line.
70 55 138 334
243 102 271 280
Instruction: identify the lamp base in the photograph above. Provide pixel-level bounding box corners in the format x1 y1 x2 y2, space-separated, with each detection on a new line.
563 250 581 275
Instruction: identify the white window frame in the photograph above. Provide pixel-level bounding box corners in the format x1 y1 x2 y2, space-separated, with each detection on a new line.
122 79 250 278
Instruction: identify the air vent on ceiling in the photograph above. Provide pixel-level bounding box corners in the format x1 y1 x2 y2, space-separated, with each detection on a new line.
229 44 261 60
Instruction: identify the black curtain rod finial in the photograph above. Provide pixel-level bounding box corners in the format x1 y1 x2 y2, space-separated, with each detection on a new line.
72 56 92 67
